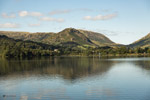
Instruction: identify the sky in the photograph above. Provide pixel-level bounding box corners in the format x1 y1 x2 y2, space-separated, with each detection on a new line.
0 0 150 44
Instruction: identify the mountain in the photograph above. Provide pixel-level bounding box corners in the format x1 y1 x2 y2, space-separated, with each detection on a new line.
0 28 116 46
0 35 54 49
78 29 116 46
0 31 54 42
42 28 95 45
130 33 150 48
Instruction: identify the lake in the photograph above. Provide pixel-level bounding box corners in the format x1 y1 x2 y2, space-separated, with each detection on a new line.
0 57 150 100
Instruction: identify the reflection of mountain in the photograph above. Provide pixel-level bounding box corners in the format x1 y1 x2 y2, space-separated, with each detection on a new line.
0 57 115 80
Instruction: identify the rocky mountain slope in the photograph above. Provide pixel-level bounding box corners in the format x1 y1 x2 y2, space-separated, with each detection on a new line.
0 28 116 46
129 33 150 48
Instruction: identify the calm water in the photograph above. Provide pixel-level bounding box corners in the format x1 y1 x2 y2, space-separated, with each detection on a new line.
0 57 150 100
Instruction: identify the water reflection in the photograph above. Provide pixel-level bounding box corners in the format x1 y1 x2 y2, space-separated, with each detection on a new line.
0 57 115 80
0 57 150 100
135 60 150 70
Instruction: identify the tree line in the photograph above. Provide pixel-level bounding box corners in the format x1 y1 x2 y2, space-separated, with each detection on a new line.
1 35 150 58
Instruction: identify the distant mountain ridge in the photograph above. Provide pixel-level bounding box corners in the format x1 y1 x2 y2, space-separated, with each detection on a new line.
78 29 115 46
130 33 150 48
0 35 54 49
0 28 116 46
0 31 54 42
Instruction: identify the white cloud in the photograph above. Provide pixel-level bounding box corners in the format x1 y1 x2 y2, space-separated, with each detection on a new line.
1 13 16 18
83 13 117 21
19 11 28 17
28 23 40 27
40 17 54 21
49 10 71 15
40 17 64 22
29 12 43 17
0 23 20 28
19 11 43 17
56 18 64 22
49 9 94 15
84 16 92 20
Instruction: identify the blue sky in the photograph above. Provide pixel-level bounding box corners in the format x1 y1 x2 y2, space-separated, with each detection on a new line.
0 0 150 44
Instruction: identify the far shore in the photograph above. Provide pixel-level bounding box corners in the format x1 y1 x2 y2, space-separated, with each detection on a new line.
1 53 150 59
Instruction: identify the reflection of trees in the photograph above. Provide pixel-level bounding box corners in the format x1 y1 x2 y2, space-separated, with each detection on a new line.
0 57 115 80
134 60 150 71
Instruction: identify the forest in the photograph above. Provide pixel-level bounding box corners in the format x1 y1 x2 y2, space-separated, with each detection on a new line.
1 35 150 58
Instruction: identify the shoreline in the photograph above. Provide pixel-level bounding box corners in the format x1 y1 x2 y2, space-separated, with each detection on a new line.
1 53 150 59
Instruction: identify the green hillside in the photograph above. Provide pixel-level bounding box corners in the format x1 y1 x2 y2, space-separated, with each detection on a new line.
0 28 116 47
130 33 150 48
0 35 55 57
0 31 54 42
43 28 95 45
78 29 115 46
